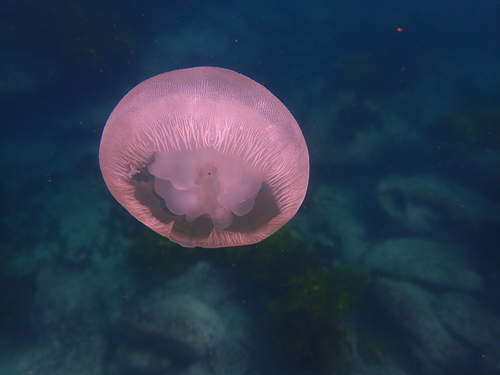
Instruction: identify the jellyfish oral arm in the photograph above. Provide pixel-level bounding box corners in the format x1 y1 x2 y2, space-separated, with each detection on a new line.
148 149 264 229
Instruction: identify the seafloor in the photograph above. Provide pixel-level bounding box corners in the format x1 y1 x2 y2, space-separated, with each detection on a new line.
0 1 499 374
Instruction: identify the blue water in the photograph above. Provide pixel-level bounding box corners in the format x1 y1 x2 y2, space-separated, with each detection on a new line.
1 0 499 374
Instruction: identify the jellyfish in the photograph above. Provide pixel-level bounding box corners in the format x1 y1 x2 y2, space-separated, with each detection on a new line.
99 67 309 248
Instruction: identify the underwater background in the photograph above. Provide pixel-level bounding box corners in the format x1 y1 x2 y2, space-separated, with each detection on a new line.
0 0 499 374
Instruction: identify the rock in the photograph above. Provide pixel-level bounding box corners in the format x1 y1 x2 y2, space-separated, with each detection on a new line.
434 292 500 348
363 237 482 292
108 314 203 372
373 277 473 373
377 174 498 234
107 292 225 374
148 294 225 356
407 341 448 375
311 185 370 262
165 261 235 307
306 92 413 166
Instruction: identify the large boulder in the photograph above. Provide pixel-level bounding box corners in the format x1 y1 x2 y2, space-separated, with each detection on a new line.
363 237 482 292
377 174 498 234
434 292 500 351
373 277 473 374
107 291 225 374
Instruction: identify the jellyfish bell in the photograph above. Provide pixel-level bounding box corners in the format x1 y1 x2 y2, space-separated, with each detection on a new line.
99 67 309 248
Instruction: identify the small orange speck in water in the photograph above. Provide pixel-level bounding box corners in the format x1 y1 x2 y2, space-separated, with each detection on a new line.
396 27 403 32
